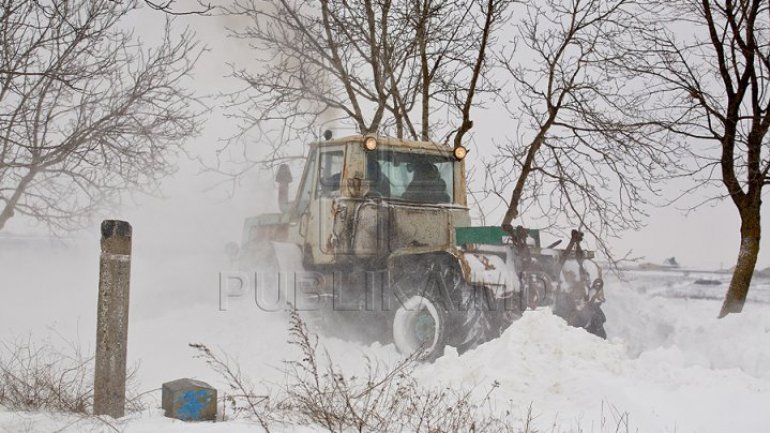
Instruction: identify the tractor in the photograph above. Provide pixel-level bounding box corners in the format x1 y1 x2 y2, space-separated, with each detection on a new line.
232 134 606 360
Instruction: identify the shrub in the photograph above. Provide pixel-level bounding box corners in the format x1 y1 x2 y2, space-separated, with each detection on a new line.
191 309 534 433
0 335 142 415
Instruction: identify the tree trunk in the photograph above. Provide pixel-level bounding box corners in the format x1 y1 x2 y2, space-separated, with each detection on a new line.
719 211 761 318
0 168 37 231
0 206 13 231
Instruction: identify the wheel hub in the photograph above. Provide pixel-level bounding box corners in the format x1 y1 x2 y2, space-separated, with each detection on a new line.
393 295 442 357
413 309 437 344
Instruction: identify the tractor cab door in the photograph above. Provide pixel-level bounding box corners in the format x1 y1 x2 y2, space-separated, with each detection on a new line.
294 145 346 266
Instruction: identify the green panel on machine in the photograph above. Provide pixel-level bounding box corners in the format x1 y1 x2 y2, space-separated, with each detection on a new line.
455 226 540 248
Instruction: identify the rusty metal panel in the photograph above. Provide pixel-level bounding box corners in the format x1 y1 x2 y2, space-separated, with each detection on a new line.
459 245 520 297
329 199 473 258
351 201 384 255
308 145 346 265
387 205 452 251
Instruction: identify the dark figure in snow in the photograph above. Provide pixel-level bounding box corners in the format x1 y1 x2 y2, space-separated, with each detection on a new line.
366 158 391 197
553 269 607 339
402 161 450 204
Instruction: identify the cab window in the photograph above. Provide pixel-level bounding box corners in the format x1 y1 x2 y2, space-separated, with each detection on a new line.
317 149 344 197
295 149 318 214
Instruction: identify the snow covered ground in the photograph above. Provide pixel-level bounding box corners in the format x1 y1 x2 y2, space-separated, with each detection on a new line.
1 238 769 432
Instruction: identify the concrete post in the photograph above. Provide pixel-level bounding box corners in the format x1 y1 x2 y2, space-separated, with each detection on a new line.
94 220 132 418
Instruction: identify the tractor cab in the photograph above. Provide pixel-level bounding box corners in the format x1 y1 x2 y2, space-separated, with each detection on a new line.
269 135 472 268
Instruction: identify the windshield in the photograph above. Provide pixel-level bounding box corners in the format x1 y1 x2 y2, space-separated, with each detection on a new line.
366 150 454 204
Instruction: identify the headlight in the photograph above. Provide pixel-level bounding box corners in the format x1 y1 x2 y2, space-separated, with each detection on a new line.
363 136 378 151
453 146 468 160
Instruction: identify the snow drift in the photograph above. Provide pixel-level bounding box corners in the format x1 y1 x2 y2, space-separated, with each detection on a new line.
2 237 769 432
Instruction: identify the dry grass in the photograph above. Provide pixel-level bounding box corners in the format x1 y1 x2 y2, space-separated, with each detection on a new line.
192 308 639 433
191 308 537 433
0 334 143 415
0 314 635 432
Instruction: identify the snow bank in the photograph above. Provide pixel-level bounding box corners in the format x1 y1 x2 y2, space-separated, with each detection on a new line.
605 277 770 379
409 278 770 433
2 240 769 432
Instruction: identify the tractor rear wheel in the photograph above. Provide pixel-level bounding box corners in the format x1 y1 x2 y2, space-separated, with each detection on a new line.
455 285 520 353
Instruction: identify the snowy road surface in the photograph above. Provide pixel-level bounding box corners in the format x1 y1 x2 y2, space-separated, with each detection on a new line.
1 239 768 432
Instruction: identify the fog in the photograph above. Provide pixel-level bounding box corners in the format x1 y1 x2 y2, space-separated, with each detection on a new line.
1 4 770 432
1 1 766 347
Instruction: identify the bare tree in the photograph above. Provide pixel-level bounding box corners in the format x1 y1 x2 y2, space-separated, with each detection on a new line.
620 0 770 316
219 0 513 176
492 0 676 259
0 0 202 232
143 0 214 16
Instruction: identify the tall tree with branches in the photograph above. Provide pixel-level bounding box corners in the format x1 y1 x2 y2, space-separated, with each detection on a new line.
491 0 676 259
0 0 202 232
219 0 513 175
142 0 213 15
621 0 770 316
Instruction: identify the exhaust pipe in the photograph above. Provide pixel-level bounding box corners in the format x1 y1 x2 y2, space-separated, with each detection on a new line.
275 164 293 212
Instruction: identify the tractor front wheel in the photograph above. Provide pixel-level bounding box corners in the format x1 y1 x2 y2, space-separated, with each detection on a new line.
391 257 520 361
392 293 449 361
